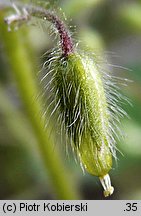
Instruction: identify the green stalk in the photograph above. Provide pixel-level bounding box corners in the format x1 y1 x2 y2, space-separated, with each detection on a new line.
0 13 80 199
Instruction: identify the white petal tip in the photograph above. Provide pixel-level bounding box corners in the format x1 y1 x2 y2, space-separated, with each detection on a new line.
99 174 114 197
103 186 114 197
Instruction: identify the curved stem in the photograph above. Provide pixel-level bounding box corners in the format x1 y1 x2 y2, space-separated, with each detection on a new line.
30 7 74 56
1 1 74 56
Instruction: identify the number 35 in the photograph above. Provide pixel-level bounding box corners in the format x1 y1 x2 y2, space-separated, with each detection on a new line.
126 203 137 211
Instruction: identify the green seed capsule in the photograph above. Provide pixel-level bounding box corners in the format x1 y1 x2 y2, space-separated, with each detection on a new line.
60 53 112 176
43 51 115 196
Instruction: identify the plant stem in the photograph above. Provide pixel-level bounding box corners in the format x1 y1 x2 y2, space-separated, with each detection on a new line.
30 7 74 56
0 12 80 199
1 1 74 56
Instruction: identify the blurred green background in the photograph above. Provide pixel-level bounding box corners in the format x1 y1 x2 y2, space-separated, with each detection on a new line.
0 0 141 200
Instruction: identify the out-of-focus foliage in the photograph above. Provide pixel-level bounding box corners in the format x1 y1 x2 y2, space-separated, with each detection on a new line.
0 0 141 199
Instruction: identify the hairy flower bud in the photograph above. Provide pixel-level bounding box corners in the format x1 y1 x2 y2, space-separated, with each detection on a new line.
42 50 117 196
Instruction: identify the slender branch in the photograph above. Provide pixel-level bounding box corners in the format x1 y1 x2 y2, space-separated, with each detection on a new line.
1 1 74 56
30 7 74 56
